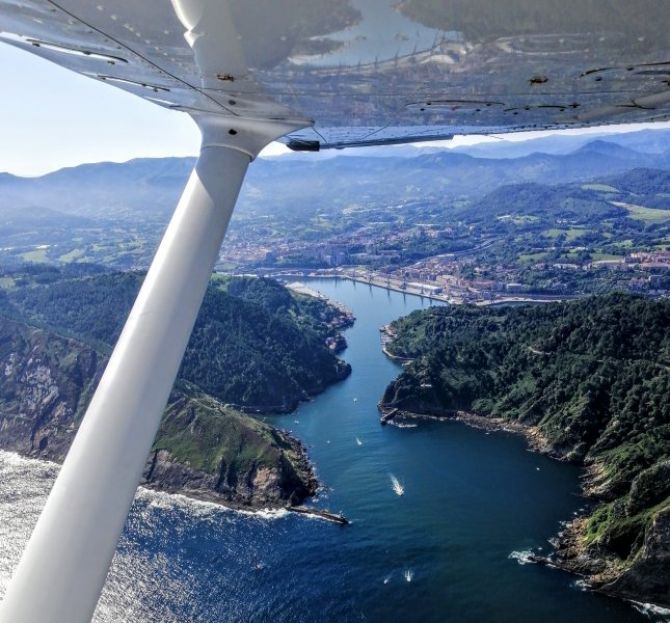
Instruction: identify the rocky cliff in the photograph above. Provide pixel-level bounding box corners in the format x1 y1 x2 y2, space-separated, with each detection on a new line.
0 317 316 508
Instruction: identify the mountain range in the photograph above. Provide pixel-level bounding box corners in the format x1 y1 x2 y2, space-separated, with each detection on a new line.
3 129 670 228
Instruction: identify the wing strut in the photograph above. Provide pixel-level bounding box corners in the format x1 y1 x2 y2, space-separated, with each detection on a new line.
0 115 305 623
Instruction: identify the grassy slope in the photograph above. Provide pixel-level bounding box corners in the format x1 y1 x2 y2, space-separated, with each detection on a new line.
156 385 307 478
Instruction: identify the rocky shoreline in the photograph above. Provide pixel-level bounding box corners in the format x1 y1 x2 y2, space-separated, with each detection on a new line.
379 324 413 362
0 273 361 514
378 404 670 611
379 405 548 452
0 316 321 513
142 424 319 510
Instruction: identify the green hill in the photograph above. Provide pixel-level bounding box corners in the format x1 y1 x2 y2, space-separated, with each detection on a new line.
380 294 670 607
0 266 352 508
2 267 351 412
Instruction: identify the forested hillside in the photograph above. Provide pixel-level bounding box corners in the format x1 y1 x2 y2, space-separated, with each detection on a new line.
0 265 353 508
1 266 351 411
380 294 670 606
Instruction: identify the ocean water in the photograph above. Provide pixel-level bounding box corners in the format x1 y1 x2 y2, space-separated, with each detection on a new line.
0 278 662 622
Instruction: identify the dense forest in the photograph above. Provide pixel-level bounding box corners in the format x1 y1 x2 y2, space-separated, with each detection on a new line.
1 265 351 411
381 294 670 605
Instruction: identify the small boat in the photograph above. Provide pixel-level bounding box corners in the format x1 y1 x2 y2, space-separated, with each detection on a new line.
390 474 405 496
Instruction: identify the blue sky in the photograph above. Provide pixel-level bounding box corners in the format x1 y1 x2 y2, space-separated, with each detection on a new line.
2 41 670 177
0 43 199 176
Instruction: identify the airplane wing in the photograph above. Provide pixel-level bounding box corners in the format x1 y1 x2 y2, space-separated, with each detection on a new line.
1 0 670 149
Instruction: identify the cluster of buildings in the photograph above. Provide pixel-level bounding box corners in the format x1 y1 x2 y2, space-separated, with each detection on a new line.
218 215 670 303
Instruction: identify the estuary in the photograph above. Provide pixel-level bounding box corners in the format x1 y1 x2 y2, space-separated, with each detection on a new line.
0 279 656 622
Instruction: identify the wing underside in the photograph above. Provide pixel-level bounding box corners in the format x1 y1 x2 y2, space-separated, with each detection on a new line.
2 0 670 148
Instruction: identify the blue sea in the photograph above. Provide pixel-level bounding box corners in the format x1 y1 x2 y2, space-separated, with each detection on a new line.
0 278 664 622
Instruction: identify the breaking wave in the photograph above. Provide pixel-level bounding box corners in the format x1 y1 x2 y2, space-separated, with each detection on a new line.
632 601 670 621
508 550 535 565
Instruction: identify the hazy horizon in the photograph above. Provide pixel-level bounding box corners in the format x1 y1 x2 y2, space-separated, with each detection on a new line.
2 41 670 178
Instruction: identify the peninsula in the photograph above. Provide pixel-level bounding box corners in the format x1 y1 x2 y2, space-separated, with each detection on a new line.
379 294 670 609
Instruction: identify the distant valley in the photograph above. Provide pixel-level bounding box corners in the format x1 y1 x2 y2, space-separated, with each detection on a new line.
3 129 670 304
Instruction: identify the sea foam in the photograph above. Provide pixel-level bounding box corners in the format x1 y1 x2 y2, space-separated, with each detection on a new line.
508 550 535 565
632 601 670 621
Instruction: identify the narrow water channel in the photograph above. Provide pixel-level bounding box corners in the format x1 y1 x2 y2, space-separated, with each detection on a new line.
0 278 652 622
